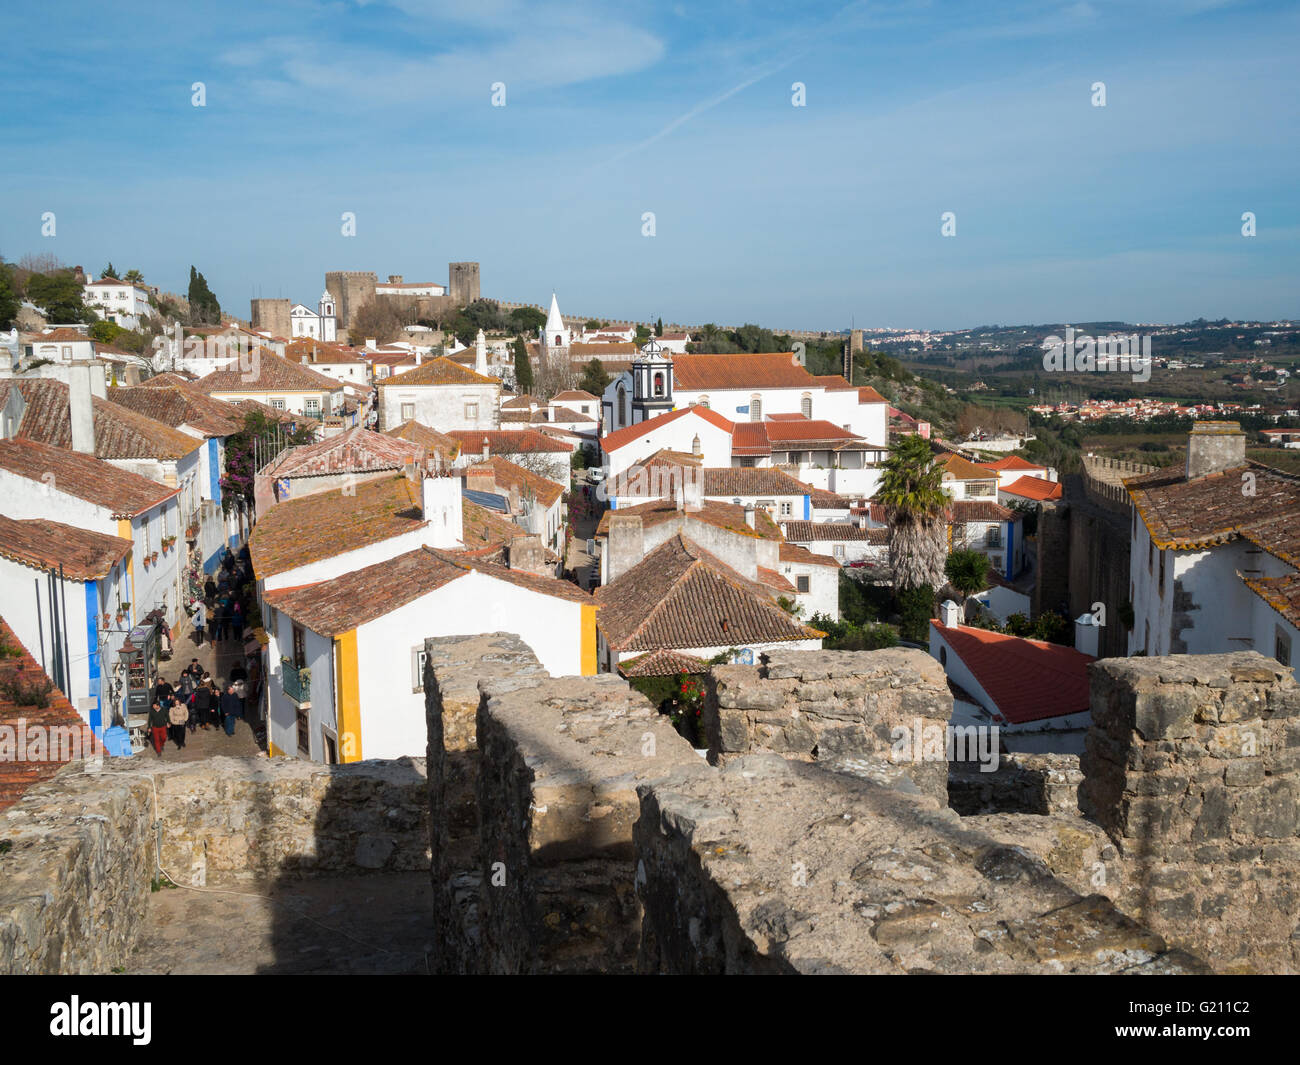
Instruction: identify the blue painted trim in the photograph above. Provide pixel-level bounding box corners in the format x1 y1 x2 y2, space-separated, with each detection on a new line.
203 546 224 574
610 498 617 510
208 438 222 507
84 580 101 734
1005 521 1014 580
803 494 810 519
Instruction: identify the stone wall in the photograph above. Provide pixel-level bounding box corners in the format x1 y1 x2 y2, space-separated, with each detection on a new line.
949 753 1083 816
1 755 429 974
0 764 152 975
1081 652 1300 972
703 649 952 803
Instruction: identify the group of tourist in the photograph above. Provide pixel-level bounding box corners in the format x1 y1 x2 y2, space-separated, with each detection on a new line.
190 547 253 647
146 656 249 755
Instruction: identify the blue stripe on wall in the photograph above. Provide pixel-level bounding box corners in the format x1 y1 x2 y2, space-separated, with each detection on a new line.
803 494 810 519
84 580 101 734
209 438 222 507
1005 522 1014 580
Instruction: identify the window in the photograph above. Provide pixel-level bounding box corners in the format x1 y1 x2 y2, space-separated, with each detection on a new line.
833 544 845 559
555 335 563 345
292 625 307 669
617 386 627 426
750 394 763 421
781 501 793 517
800 393 812 419
653 371 664 397
698 395 710 409
401 402 415 421
464 401 479 421
692 434 701 457
1276 626 1292 667
270 398 286 411
1158 549 1166 594
986 526 1001 547
796 575 810 593
1147 540 1153 574
939 646 947 666
304 398 321 417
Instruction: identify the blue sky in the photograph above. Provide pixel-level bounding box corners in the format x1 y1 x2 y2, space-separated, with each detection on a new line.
1 0 1296 330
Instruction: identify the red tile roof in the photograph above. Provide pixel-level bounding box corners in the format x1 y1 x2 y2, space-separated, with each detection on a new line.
0 438 178 518
600 405 734 453
29 328 94 342
451 429 572 455
264 427 424 479
376 357 497 387
779 542 841 568
730 421 771 457
810 374 856 391
107 384 245 438
193 351 342 395
0 516 131 579
551 390 599 403
0 616 98 813
1126 463 1300 551
596 497 782 541
672 353 813 391
594 534 823 653
618 648 710 677
931 620 1094 725
999 475 1062 501
779 520 882 543
938 453 998 481
384 419 461 462
763 418 865 445
758 566 796 593
950 499 1016 522
249 474 426 578
6 379 202 460
858 386 887 404
463 455 564 507
1242 571 1300 628
981 455 1047 472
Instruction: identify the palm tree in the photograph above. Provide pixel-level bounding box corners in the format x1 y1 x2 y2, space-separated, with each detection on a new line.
876 433 948 594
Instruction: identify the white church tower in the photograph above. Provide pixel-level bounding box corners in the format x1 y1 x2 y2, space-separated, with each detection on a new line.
475 328 488 376
539 293 570 366
318 291 337 342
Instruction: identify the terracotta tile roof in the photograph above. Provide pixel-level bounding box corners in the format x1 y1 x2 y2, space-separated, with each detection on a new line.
249 474 425 578
981 455 1046 472
501 394 538 410
780 520 880 543
193 351 342 395
1125 462 1300 550
858 386 887 403
9 379 202 460
0 615 98 813
227 398 317 429
461 498 530 551
938 453 998 481
600 405 734 453
0 438 178 518
29 328 94 343
284 339 367 365
500 411 539 424
779 542 841 568
618 649 709 678
999 475 1062 502
596 497 782 541
672 353 813 391
758 566 796 593
107 384 245 438
950 499 1016 522
731 421 771 456
549 405 596 424
701 466 810 498
264 427 424 479
809 487 851 509
570 342 638 356
376 357 498 387
138 372 199 388
763 418 865 445
551 390 599 403
451 429 572 455
0 516 132 579
594 534 823 653
463 456 563 507
86 278 143 287
810 374 855 391
1237 512 1300 567
931 620 1094 725
431 550 588 604
1241 571 1300 628
383 419 461 462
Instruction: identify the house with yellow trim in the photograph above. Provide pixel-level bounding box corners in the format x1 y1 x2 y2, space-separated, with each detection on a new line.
261 546 596 762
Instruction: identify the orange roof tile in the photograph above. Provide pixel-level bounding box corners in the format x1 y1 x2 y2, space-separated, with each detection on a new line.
376 357 498 387
0 516 132 579
999 475 1062 501
672 353 814 391
0 438 178 518
600 405 734 453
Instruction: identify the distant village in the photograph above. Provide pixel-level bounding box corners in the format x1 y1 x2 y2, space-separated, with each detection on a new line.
2 258 1300 790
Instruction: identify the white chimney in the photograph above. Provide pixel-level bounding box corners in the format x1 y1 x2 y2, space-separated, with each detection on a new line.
481 442 490 461
939 599 962 628
1074 612 1101 657
68 362 96 455
475 329 487 376
365 337 376 351
422 473 464 549
743 504 755 529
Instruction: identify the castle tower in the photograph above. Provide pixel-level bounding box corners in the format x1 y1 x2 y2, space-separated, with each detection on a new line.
448 262 480 307
631 337 673 422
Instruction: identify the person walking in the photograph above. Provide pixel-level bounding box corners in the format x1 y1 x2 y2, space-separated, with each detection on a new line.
192 679 213 731
192 600 206 646
219 682 242 737
148 699 169 757
231 600 245 643
211 599 227 644
204 575 218 601
168 696 189 749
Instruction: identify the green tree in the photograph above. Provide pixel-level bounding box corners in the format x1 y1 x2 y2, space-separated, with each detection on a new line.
944 549 989 599
584 319 605 331
876 433 948 596
897 584 936 643
187 266 221 325
578 357 610 396
123 269 144 283
25 271 92 322
655 316 663 337
512 336 534 394
101 262 119 279
634 323 652 345
88 319 125 344
0 264 19 330
510 305 547 335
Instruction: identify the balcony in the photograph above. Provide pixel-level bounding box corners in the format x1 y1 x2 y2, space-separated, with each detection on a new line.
281 658 312 706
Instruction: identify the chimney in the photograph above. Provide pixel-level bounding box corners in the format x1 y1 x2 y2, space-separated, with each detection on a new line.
939 599 962 628
464 465 496 497
365 337 376 351
508 534 545 575
301 355 309 365
743 504 755 529
475 329 488 376
682 471 703 512
507 484 520 515
481 442 490 461
68 362 96 455
1186 420 1246 480
606 514 644 583
421 472 464 549
1074 612 1101 657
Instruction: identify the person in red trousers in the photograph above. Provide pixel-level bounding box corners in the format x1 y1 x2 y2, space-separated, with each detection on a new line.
148 699 169 756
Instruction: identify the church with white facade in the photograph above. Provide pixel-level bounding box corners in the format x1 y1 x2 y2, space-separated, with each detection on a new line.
290 293 339 342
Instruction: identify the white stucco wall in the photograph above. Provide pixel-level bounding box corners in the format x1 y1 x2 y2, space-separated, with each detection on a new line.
380 382 500 433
